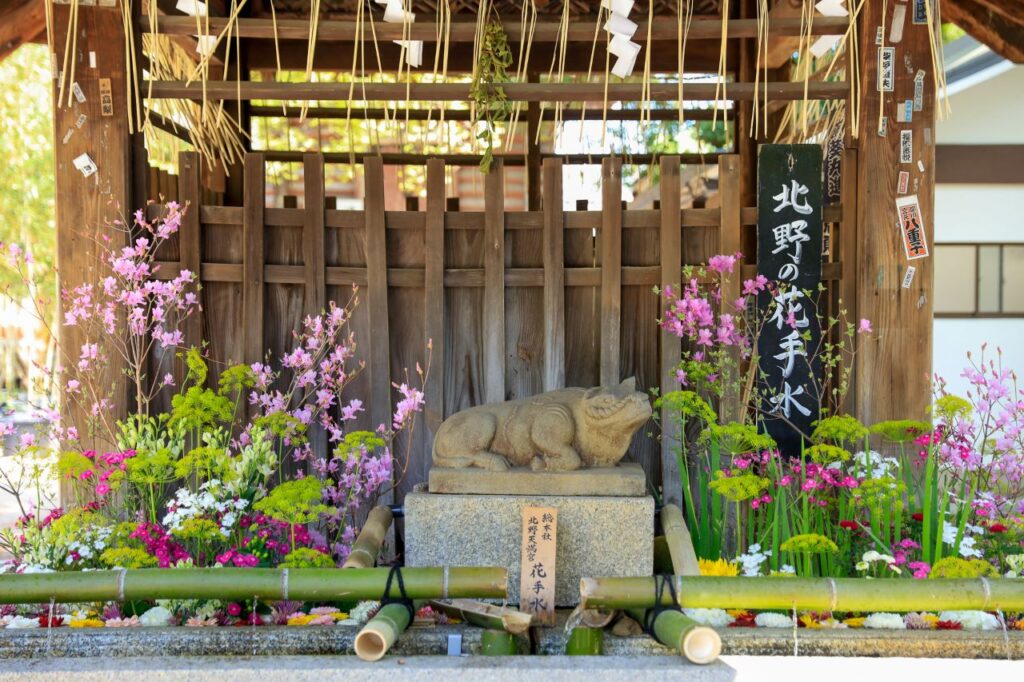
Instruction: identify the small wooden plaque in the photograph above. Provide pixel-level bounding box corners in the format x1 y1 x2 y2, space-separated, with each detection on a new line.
519 506 557 626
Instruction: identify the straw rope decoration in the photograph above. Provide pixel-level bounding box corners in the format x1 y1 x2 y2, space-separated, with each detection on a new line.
922 0 950 119
711 0 729 138
750 0 769 138
640 0 654 128
677 0 694 127
299 0 323 123
504 0 537 154
55 0 79 109
573 4 604 146
268 0 286 116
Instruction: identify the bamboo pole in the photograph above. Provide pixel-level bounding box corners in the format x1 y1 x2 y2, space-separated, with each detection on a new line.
342 506 394 569
0 567 507 605
580 576 1024 612
660 505 701 577
565 627 604 655
627 609 721 665
354 601 421 662
481 629 520 655
428 599 533 634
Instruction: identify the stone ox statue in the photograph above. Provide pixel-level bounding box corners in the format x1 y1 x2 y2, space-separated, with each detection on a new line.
432 378 652 472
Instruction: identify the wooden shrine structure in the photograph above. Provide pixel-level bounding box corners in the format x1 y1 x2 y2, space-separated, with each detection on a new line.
25 0 1024 506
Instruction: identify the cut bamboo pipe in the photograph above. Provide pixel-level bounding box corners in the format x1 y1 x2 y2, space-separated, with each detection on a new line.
481 629 519 655
627 608 721 665
428 599 532 634
0 567 507 604
660 504 701 576
566 626 604 655
354 601 420 662
342 506 394 569
581 576 1024 612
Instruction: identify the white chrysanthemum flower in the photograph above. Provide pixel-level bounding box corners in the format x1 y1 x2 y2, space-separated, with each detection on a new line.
863 612 906 629
683 608 734 627
754 612 794 628
938 610 1000 631
139 606 173 627
6 615 41 629
349 601 381 625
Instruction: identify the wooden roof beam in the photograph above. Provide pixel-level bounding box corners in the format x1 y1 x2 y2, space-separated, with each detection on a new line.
0 0 46 63
142 15 849 41
945 0 1024 64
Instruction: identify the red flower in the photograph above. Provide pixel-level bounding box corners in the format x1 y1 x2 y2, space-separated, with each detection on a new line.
839 520 859 531
989 523 1008 533
935 620 962 630
37 615 65 628
912 513 924 522
729 612 757 628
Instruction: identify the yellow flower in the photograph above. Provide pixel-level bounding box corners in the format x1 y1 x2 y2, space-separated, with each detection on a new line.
699 558 739 577
799 614 821 629
69 618 105 628
727 609 750 618
921 614 939 629
843 617 866 628
331 612 349 622
287 615 316 626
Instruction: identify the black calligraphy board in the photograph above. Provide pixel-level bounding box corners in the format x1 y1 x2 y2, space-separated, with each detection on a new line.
756 144 824 456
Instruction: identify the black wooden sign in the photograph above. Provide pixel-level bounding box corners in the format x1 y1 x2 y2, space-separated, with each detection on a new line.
756 144 824 456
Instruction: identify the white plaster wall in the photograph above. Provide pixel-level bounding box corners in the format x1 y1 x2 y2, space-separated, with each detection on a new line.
932 64 1024 388
933 319 1024 397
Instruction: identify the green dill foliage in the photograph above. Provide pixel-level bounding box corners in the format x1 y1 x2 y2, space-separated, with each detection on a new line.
57 451 94 480
932 394 972 422
928 556 999 579
100 547 158 569
701 423 776 456
280 548 335 569
779 533 839 554
470 19 513 174
253 478 335 551
333 430 386 461
218 363 257 398
708 471 770 502
806 443 851 465
853 477 907 512
184 347 209 386
170 386 235 433
810 414 868 447
655 390 716 424
175 441 234 485
48 509 104 546
869 419 932 443
254 411 308 447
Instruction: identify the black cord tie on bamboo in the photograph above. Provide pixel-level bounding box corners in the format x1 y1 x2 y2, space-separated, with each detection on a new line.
380 565 416 622
643 574 684 636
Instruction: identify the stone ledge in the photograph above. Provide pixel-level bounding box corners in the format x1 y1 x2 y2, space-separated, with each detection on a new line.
0 654 736 682
428 463 647 497
404 492 655 606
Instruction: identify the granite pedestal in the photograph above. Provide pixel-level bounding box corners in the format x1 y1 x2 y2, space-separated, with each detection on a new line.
404 490 654 606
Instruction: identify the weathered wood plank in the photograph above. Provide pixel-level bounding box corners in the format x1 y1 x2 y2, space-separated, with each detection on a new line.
365 156 393 436
424 159 446 433
542 158 566 392
303 153 327 317
242 153 266 364
718 155 743 423
659 156 684 508
483 159 506 404
840 147 859 417
600 158 623 388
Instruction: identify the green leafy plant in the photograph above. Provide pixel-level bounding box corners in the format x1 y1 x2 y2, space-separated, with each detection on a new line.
253 478 335 552
469 19 513 174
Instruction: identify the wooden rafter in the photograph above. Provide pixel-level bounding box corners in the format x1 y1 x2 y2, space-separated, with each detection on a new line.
0 0 46 63
946 0 1024 64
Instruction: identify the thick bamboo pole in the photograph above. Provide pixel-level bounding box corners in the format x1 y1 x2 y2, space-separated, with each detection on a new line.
342 506 393 569
660 505 701 577
354 602 419 662
581 577 1024 612
565 627 604 655
0 567 507 604
627 609 721 665
428 599 532 634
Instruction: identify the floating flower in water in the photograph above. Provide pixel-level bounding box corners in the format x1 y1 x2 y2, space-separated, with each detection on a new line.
139 606 173 627
754 612 794 628
698 558 738 577
863 613 906 630
683 608 734 628
6 615 41 629
105 616 141 628
938 611 1000 631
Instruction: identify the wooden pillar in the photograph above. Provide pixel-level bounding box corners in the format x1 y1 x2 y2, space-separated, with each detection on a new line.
854 0 936 424
52 5 133 450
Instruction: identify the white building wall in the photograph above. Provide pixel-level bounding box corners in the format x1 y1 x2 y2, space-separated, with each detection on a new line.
932 64 1024 398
